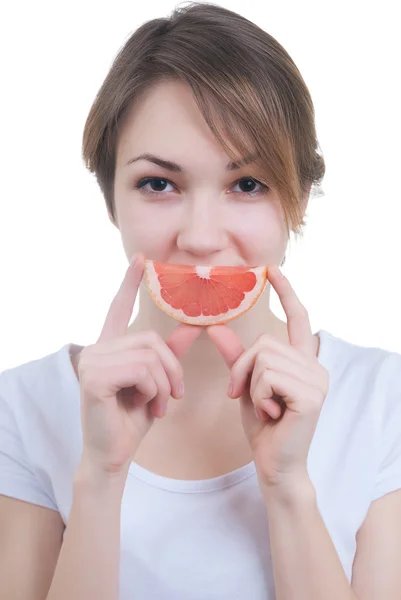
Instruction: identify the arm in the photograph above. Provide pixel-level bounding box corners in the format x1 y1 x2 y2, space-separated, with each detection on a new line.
351 489 401 599
46 461 126 600
262 476 358 600
0 462 126 600
0 495 64 600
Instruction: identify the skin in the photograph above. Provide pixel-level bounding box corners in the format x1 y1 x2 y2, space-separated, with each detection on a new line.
74 78 319 479
2 78 399 600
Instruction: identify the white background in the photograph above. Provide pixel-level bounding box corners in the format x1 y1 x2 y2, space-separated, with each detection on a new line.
1 0 400 371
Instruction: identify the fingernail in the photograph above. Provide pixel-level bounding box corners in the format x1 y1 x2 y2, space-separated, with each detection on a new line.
228 381 234 397
178 381 185 398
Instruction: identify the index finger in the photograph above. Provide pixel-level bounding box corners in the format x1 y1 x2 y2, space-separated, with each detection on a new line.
98 253 145 342
267 264 315 355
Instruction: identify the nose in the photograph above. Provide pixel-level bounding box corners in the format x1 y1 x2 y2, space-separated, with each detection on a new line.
176 195 228 259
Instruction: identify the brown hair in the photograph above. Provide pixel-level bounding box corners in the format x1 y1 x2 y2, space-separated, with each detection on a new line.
82 1 325 237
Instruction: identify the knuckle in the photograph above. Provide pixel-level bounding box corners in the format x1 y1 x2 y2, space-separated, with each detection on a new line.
261 369 272 386
314 387 326 406
258 333 272 346
230 363 240 382
305 390 324 412
134 364 149 382
173 362 184 381
78 342 106 367
80 369 104 398
156 368 170 388
144 330 162 345
160 381 172 399
255 349 271 369
144 376 157 396
141 348 160 367
78 353 105 396
255 397 267 411
252 370 271 400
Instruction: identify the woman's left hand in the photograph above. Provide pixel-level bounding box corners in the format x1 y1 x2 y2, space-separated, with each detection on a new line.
207 265 329 489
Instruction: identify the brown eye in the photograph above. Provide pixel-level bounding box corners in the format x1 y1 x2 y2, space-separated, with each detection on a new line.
232 178 268 196
134 177 175 194
238 178 258 193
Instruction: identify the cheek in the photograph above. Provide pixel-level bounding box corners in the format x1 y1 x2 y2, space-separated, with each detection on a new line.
229 204 287 257
117 202 178 259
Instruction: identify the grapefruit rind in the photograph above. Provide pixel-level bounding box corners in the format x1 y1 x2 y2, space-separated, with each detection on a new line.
144 260 267 326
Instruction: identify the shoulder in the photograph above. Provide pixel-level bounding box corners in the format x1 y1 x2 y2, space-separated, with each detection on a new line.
0 343 83 423
312 331 401 502
316 329 401 438
0 343 82 510
317 329 400 384
1 342 82 383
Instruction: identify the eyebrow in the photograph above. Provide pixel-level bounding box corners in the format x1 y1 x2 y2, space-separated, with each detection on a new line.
125 152 256 172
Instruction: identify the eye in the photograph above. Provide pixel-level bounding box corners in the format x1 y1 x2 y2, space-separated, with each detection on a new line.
133 176 269 197
232 178 268 196
134 177 175 195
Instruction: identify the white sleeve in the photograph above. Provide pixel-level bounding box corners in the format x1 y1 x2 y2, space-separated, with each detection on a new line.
0 381 58 511
372 351 401 502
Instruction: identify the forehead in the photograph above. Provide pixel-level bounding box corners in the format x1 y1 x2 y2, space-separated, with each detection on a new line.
115 80 247 169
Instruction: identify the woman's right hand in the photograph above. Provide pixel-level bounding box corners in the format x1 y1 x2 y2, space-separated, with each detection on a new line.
76 253 202 478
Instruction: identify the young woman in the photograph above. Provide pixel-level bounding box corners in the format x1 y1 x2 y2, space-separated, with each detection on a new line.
1 3 400 599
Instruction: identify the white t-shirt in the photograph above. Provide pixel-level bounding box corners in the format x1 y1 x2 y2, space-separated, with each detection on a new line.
1 329 401 599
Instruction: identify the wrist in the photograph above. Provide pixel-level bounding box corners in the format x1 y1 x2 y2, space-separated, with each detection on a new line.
259 471 316 507
74 454 129 497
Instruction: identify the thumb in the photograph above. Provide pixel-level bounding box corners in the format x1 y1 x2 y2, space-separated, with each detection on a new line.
206 324 244 369
166 323 203 359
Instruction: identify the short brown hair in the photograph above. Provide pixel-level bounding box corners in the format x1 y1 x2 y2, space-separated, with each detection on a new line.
82 1 325 236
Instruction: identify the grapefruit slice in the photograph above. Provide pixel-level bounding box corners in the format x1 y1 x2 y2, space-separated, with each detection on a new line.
144 259 267 326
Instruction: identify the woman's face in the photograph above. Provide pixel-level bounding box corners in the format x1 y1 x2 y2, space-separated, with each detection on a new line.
113 79 291 268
